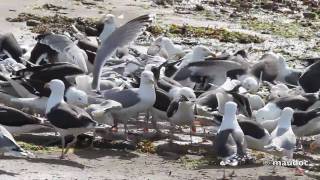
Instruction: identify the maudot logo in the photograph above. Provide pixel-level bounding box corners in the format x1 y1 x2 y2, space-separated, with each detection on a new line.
264 160 309 166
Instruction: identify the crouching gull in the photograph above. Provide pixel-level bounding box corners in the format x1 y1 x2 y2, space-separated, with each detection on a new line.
298 60 320 93
0 105 46 135
0 125 33 157
29 33 89 73
255 92 320 122
101 70 156 136
147 36 186 60
92 14 155 90
214 101 250 166
0 33 25 62
45 79 100 159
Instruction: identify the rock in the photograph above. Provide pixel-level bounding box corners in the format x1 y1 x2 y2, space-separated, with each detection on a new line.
261 2 278 11
194 4 205 11
26 20 41 26
303 12 317 19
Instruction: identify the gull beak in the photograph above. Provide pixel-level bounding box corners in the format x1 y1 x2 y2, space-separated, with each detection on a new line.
44 83 50 89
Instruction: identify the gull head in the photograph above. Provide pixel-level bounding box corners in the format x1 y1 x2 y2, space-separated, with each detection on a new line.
191 45 214 60
65 87 88 107
101 14 116 25
45 79 65 93
242 76 259 93
140 70 155 85
178 87 196 103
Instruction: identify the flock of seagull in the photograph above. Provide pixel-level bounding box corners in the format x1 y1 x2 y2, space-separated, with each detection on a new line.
0 13 319 173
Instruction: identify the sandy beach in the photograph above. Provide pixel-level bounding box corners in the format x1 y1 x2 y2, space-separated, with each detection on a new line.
0 0 319 179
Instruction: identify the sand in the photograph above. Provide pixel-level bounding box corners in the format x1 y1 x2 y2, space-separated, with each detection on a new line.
0 0 317 179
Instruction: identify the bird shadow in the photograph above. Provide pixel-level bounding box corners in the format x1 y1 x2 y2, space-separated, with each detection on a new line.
74 148 139 160
0 156 85 169
0 169 19 176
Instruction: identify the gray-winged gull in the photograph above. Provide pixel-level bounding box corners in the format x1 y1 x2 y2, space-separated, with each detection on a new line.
264 107 297 174
101 70 156 136
147 36 186 60
92 14 155 91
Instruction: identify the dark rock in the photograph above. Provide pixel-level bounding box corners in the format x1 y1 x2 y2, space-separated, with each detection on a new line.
303 12 317 19
26 20 41 26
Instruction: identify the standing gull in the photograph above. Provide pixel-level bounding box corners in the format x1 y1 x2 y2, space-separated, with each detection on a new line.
264 107 297 174
214 101 248 166
45 79 99 159
101 70 156 136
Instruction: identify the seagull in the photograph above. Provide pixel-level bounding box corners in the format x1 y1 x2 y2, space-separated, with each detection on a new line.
264 107 296 157
264 107 297 174
0 72 87 114
214 101 249 166
255 92 320 122
172 60 244 89
147 36 186 60
86 100 123 126
101 70 156 136
250 52 302 86
212 114 271 151
45 79 99 159
0 105 45 135
92 14 155 91
0 33 25 62
299 60 320 93
0 125 33 157
29 33 89 73
166 88 197 142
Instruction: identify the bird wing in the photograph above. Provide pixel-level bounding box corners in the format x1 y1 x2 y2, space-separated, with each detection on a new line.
292 108 320 127
102 89 140 108
167 98 180 118
38 34 73 53
47 103 96 129
92 14 155 90
299 61 320 93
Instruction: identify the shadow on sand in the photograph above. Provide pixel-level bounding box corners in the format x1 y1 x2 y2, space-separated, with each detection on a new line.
0 169 19 176
0 156 86 169
74 148 139 160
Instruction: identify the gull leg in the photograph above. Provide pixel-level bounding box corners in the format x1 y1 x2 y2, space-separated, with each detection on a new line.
64 136 78 155
124 118 128 140
169 122 175 143
144 111 150 132
189 127 193 144
90 130 96 148
60 136 65 159
271 155 276 174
